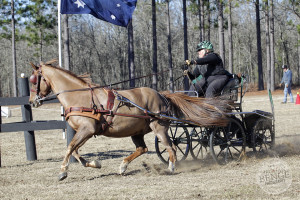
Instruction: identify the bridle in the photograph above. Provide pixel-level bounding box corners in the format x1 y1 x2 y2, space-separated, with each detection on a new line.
29 66 51 106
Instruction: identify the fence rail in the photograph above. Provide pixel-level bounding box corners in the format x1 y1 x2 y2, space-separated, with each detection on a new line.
1 120 66 132
0 77 76 167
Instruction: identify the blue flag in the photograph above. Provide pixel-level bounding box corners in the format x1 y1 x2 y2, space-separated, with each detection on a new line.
61 0 137 27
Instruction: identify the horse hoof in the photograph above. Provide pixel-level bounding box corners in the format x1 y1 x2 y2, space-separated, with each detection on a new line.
119 161 128 175
90 160 101 168
58 172 68 181
168 161 175 173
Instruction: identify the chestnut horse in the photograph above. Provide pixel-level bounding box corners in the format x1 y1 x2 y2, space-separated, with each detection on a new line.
29 60 229 181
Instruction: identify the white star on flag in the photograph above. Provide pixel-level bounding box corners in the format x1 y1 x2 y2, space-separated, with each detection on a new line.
111 15 116 20
117 4 121 7
74 0 85 8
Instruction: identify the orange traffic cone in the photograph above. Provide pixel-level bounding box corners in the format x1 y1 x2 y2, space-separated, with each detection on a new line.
296 92 300 105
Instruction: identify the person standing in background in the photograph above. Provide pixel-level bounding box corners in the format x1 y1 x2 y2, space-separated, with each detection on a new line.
279 65 294 103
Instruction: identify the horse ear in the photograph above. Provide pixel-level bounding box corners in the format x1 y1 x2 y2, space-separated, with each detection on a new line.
30 62 38 70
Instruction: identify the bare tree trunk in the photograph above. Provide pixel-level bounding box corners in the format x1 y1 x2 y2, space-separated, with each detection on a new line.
255 0 264 90
265 0 271 91
270 0 275 91
152 0 158 91
283 41 290 67
11 0 17 97
217 0 225 67
167 0 174 92
63 15 70 70
198 0 202 40
249 35 255 84
40 29 43 62
298 33 300 85
228 0 233 73
0 77 2 96
206 0 210 41
183 0 189 90
127 20 135 88
198 0 205 41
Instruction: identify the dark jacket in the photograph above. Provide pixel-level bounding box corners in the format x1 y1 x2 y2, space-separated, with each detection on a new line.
189 52 227 79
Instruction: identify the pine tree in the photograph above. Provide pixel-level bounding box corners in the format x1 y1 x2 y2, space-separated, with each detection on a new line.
20 0 57 62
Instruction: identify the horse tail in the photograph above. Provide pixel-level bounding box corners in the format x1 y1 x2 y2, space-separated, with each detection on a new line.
160 92 230 126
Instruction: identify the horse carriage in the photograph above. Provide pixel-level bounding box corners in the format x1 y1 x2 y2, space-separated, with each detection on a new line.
155 74 275 165
28 60 275 180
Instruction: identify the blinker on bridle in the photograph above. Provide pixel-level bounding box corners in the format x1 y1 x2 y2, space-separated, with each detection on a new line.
29 66 51 104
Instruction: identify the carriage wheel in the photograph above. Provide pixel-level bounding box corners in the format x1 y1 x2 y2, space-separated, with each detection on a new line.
155 124 190 165
252 118 274 154
189 127 211 160
209 118 246 165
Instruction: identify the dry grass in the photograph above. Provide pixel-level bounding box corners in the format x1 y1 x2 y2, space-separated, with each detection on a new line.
1 90 300 199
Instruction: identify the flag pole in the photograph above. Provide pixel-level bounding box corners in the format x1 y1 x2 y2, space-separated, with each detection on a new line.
57 0 65 139
57 0 62 67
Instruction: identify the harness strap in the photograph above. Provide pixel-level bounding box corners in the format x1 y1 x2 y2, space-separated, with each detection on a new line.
103 88 116 110
100 88 117 131
64 107 110 121
64 107 152 121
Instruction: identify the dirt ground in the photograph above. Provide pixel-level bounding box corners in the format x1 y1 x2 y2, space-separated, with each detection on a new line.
1 89 300 200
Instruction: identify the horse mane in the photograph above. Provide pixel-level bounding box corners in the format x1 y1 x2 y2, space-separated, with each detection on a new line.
160 92 231 126
41 59 96 86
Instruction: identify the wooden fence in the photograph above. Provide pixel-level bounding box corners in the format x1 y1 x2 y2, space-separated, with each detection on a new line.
0 77 76 167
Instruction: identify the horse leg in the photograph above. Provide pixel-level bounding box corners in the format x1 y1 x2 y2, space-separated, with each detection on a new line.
58 127 95 181
72 145 101 168
151 122 176 172
119 134 148 175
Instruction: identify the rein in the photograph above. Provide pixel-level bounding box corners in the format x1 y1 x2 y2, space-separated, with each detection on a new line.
34 68 171 103
31 64 184 105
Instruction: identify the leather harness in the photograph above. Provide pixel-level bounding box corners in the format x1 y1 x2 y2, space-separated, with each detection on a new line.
64 88 153 134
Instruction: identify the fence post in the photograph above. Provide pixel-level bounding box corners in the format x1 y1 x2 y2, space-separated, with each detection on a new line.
0 106 2 167
18 77 37 161
66 122 77 163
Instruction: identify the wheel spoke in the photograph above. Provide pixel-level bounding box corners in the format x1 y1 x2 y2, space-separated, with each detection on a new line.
179 137 189 144
160 148 166 154
216 147 224 158
196 146 202 158
192 142 200 150
199 146 203 158
169 127 174 136
177 145 186 155
228 147 233 159
173 126 178 138
178 131 186 139
232 146 241 153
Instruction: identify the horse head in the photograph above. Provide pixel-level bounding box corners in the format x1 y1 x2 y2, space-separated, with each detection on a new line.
29 62 52 107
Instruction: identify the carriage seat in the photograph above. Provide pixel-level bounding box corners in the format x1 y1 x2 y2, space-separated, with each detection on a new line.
220 74 241 101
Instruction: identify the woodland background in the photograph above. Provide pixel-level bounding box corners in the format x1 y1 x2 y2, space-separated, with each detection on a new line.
0 0 299 97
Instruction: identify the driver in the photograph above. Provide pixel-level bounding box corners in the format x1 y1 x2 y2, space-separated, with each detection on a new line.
184 41 231 98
